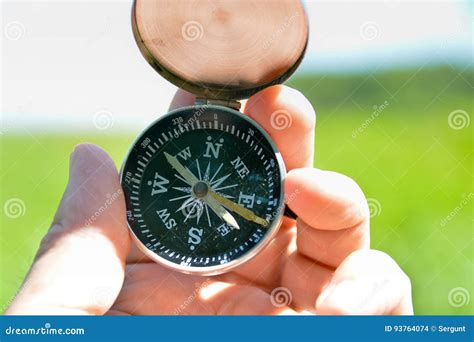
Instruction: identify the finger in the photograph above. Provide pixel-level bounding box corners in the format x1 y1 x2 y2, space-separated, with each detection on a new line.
244 85 315 170
316 250 413 315
230 225 296 289
286 168 368 230
7 144 131 315
112 263 297 315
169 89 196 111
286 168 370 267
281 251 334 312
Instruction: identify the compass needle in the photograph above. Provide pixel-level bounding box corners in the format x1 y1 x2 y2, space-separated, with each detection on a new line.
205 195 240 230
164 152 199 186
208 191 269 227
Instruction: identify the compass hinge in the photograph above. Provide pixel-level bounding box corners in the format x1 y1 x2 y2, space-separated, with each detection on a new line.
195 98 241 111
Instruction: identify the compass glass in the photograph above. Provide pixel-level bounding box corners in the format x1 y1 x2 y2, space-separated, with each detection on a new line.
121 105 284 273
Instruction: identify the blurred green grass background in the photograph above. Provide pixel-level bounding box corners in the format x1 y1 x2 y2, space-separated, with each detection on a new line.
1 66 472 314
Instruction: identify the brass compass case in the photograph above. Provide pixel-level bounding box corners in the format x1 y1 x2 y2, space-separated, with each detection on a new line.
121 0 309 275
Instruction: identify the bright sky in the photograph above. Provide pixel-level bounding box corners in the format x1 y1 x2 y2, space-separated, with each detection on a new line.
1 0 472 132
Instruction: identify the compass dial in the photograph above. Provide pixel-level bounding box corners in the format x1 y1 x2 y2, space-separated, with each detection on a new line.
121 105 285 274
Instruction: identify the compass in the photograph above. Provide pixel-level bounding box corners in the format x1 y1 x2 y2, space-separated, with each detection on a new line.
121 0 308 275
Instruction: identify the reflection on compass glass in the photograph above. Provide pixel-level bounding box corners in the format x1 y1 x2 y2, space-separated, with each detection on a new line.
121 105 284 273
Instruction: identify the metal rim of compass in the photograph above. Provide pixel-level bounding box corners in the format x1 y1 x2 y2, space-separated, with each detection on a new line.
120 105 287 275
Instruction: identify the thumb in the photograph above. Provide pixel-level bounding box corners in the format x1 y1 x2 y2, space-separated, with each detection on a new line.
7 144 131 315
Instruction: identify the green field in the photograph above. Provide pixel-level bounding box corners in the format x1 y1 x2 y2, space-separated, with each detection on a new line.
1 66 472 314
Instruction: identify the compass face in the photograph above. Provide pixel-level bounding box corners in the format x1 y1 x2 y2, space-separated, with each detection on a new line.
121 105 285 274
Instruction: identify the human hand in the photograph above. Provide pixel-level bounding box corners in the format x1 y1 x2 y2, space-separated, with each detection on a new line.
7 86 413 315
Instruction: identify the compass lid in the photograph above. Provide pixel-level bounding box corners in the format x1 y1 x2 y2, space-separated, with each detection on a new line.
132 0 308 100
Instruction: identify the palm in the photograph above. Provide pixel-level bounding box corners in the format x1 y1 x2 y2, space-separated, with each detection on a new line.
111 219 298 315
8 87 411 316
